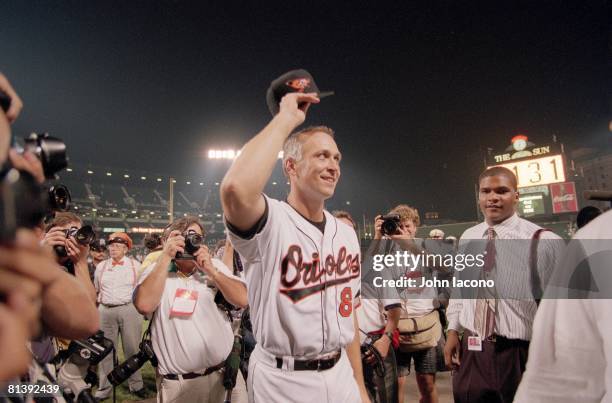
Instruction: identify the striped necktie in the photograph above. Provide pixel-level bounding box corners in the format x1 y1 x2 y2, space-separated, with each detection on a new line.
474 227 496 339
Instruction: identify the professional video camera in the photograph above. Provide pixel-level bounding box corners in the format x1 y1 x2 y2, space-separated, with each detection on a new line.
53 331 114 403
107 327 157 387
54 225 96 258
175 230 203 260
380 214 401 236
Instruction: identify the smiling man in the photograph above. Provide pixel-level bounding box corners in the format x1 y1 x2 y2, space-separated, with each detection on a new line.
444 166 564 403
220 91 370 403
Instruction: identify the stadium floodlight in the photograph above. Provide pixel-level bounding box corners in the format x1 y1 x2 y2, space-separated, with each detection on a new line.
92 208 97 212
124 174 130 178
186 181 191 185
172 179 176 183
199 182 203 186
87 170 94 174
157 178 162 182
131 210 137 214
66 168 73 172
215 182 219 186
141 176 146 180
272 181 277 185
207 149 282 160
150 211 155 215
106 172 112 176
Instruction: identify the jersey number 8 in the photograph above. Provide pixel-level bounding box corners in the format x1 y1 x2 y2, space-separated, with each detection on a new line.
339 287 352 317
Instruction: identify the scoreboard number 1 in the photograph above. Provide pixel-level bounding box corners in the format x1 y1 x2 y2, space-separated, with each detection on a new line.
493 155 565 188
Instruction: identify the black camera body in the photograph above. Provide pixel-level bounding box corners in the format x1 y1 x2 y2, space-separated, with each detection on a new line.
380 214 401 236
21 133 68 179
54 225 95 258
175 232 203 260
107 339 157 386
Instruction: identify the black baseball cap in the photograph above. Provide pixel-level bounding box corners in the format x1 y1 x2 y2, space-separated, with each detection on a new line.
266 69 334 116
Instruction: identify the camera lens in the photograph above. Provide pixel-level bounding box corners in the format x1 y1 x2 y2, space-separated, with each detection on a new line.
24 133 68 179
381 214 400 236
75 225 95 246
184 233 203 255
48 184 71 212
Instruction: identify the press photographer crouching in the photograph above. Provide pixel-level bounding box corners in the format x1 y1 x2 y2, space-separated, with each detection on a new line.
133 216 248 403
93 232 145 400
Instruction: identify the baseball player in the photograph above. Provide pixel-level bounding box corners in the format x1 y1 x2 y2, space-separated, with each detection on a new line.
220 89 370 402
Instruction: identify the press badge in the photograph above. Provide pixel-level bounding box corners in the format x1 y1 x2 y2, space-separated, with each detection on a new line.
170 288 198 316
467 336 482 351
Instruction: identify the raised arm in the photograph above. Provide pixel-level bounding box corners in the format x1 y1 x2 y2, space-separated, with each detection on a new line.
134 230 184 315
220 92 319 231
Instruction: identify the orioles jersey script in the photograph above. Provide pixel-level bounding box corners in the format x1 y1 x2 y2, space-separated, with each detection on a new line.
227 195 361 358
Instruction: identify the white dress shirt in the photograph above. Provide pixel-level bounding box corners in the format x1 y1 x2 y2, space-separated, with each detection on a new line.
446 213 565 340
94 257 140 305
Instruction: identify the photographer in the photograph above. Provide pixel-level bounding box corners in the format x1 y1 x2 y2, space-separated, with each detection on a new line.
42 212 97 303
1 74 98 382
374 205 442 403
93 232 145 400
134 216 247 403
88 238 108 282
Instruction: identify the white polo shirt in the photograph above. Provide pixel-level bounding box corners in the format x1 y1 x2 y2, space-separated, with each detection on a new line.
137 258 244 375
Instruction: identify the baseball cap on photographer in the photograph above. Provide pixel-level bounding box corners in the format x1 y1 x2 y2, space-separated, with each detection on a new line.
266 69 334 116
108 232 132 250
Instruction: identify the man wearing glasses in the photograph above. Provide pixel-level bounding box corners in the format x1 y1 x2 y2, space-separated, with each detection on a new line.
94 232 145 400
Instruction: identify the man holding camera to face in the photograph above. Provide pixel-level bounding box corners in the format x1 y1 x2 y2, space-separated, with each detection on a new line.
94 232 145 400
372 206 442 403
134 216 248 403
42 212 97 303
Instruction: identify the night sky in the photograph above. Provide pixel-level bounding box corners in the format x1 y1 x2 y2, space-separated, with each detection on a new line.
1 1 609 221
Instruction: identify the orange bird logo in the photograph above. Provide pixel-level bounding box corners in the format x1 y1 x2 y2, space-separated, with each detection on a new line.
286 78 311 92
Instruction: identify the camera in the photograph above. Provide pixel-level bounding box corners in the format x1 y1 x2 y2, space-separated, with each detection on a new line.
53 331 114 402
380 214 401 236
54 225 96 257
107 339 157 387
175 231 203 260
17 132 68 179
48 183 71 211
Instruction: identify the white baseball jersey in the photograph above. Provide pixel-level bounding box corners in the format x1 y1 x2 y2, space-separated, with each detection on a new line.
227 195 361 358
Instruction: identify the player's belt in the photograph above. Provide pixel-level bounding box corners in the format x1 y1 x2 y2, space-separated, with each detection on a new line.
162 363 225 380
276 350 341 371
